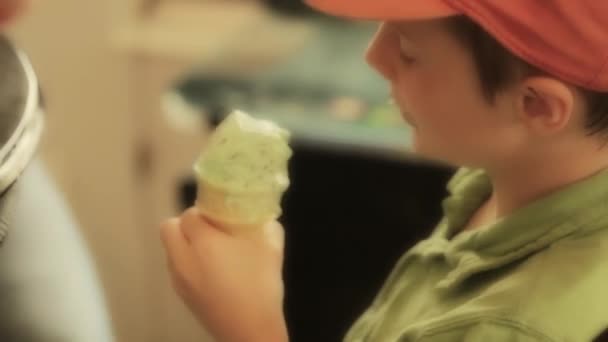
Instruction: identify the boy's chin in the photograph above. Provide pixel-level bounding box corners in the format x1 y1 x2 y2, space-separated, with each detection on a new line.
411 140 459 166
410 135 436 159
411 140 438 161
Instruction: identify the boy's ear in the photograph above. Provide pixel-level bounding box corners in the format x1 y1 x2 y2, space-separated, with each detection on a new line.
516 77 575 135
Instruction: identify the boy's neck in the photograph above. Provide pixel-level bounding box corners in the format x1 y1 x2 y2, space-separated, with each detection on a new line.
486 144 608 219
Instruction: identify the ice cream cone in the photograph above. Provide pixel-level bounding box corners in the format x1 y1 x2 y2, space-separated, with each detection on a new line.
195 178 282 231
192 110 291 233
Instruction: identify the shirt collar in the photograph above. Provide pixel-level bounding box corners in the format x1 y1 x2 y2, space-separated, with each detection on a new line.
413 167 608 290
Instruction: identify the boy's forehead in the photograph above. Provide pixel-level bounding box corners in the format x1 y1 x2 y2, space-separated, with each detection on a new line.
388 19 453 35
385 19 458 45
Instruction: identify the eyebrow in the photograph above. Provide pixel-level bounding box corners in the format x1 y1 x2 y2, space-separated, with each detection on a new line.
389 24 417 45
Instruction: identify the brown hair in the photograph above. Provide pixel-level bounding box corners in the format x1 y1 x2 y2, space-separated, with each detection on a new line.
445 16 608 137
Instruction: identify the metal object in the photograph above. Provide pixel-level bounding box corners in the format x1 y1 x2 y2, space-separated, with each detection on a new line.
0 35 43 195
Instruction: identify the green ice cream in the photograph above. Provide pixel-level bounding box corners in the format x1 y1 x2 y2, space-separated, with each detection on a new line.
194 110 292 225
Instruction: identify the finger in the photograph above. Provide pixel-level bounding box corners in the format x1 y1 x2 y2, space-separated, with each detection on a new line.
160 217 195 280
265 221 285 254
180 207 212 243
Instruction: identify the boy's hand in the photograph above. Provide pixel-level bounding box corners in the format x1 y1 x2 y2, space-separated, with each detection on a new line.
160 208 288 342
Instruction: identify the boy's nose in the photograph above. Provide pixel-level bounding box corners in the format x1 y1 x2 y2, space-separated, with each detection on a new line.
366 23 396 81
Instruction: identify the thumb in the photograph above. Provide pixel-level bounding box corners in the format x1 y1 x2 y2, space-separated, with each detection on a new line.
179 207 214 243
160 217 196 293
263 221 285 257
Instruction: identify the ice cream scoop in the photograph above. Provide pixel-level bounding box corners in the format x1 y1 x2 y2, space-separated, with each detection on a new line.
194 110 292 229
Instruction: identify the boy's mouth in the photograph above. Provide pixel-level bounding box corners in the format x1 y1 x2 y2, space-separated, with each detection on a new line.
401 112 417 128
389 97 416 128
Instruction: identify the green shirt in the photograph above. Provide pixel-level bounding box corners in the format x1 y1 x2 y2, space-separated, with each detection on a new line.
345 168 608 341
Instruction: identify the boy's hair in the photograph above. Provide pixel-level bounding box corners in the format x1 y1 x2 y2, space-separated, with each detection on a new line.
446 16 608 137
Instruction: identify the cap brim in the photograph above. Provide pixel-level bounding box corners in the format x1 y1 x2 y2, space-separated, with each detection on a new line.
306 0 460 20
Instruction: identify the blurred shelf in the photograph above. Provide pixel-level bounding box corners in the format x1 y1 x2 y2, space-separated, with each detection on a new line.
112 0 317 72
171 18 425 163
242 106 415 161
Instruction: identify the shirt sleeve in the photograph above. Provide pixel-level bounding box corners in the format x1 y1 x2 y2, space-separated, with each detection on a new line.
412 320 554 342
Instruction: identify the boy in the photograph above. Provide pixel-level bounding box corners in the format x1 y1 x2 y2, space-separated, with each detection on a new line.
161 1 608 341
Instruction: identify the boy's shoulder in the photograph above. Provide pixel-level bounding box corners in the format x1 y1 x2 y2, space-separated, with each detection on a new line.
425 167 608 341
515 227 608 338
392 167 608 341
454 226 608 341
405 229 608 341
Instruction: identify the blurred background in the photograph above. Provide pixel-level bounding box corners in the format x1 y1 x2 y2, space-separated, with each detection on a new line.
8 0 454 341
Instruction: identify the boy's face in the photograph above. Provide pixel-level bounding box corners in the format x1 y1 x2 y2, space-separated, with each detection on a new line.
367 19 525 167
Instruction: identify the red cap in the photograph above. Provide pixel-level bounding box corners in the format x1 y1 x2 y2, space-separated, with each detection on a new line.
306 0 608 92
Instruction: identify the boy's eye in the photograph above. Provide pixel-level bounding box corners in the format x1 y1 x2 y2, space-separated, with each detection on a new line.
399 51 416 65
397 35 417 65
